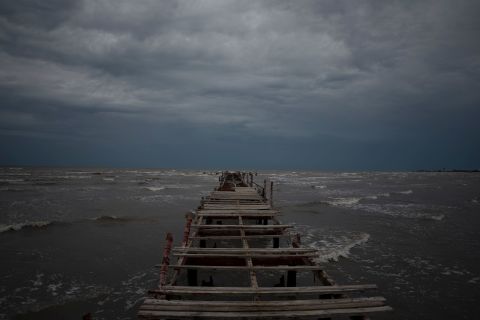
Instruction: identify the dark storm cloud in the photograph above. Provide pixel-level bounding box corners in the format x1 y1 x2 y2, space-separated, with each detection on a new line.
1 0 479 168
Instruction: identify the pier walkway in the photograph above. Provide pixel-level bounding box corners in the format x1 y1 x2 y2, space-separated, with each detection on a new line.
138 171 391 319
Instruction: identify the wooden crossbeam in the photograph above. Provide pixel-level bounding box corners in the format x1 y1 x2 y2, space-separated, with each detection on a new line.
167 265 323 271
191 224 292 229
189 235 289 240
172 253 318 258
140 297 386 312
172 248 317 253
138 306 393 319
149 284 378 295
197 209 279 214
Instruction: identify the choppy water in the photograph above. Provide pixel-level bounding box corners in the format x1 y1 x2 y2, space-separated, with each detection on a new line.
1 168 479 319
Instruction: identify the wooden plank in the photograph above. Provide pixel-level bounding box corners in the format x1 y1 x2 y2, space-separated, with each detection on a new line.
140 297 386 312
190 235 289 240
142 297 385 307
150 284 378 295
191 224 291 229
197 209 278 214
172 253 318 258
172 248 317 253
168 265 323 271
196 213 277 218
137 306 393 318
202 204 272 210
207 196 264 200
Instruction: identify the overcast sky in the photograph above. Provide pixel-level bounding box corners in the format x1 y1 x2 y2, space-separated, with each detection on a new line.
1 0 479 170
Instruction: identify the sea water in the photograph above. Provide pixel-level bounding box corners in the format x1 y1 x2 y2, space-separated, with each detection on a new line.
1 168 479 319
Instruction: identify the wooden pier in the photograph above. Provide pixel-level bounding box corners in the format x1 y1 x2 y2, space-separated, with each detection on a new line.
138 171 391 319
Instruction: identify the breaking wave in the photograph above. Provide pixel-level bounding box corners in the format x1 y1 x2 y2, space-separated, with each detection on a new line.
0 221 54 233
291 224 370 262
90 215 133 222
144 186 165 192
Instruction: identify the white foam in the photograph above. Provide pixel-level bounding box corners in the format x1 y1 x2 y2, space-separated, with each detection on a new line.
314 233 370 262
144 186 165 192
290 224 370 262
398 190 413 195
430 214 445 221
327 197 362 207
468 277 480 284
0 221 53 233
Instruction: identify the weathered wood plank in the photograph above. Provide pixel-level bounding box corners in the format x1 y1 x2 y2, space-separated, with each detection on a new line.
140 298 385 313
172 252 319 259
142 296 386 307
172 248 317 253
140 297 386 312
167 265 323 271
191 224 291 229
197 209 279 214
190 235 289 240
150 284 378 295
197 213 277 218
202 204 272 210
137 306 393 318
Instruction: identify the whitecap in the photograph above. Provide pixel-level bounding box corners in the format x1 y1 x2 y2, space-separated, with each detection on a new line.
144 186 165 192
0 221 53 233
289 224 370 262
327 197 362 207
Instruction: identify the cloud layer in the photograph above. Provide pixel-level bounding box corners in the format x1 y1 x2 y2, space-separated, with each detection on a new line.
1 0 479 169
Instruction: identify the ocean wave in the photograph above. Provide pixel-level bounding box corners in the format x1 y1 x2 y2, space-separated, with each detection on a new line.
90 215 130 222
0 178 25 183
352 203 447 221
326 197 362 207
0 221 54 233
290 224 370 262
144 184 202 192
314 233 370 262
144 186 165 192
397 190 413 195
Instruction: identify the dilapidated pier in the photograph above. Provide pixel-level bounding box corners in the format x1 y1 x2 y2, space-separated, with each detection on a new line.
138 171 391 319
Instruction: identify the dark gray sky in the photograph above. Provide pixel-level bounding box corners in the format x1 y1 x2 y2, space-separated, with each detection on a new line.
1 0 479 170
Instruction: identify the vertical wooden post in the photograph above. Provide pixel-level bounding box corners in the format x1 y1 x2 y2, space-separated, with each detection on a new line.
182 215 193 247
263 179 266 198
158 233 173 288
270 181 274 206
